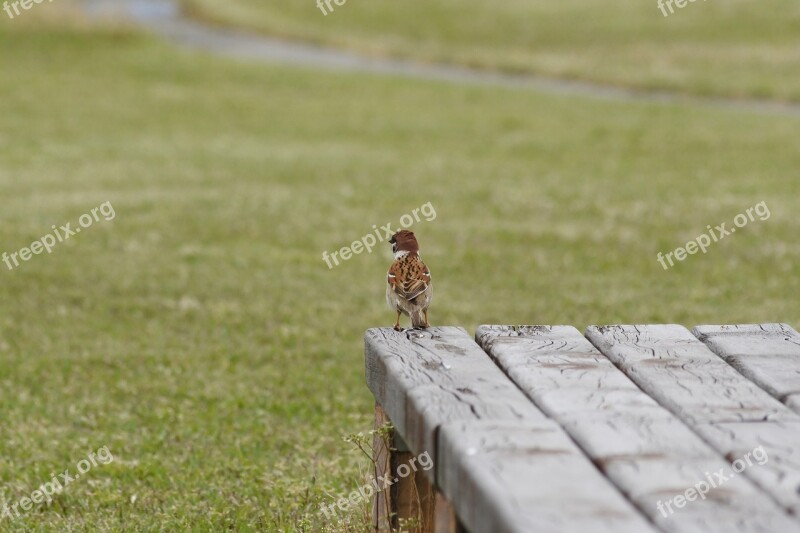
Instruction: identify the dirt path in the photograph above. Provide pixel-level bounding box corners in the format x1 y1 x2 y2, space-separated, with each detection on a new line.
84 0 800 117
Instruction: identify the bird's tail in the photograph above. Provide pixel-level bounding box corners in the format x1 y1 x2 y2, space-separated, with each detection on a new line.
411 309 427 329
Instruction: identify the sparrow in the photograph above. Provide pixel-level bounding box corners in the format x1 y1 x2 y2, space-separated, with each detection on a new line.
386 230 432 331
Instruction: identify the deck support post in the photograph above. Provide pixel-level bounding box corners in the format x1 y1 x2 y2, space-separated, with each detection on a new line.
372 402 459 532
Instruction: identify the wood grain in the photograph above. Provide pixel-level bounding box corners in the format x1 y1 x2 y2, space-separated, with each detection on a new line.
365 327 655 533
584 325 794 424
438 420 657 533
586 324 800 520
694 421 800 516
693 324 800 409
477 325 797 533
365 327 547 483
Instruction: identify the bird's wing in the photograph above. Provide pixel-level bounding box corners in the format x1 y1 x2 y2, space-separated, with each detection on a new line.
387 260 402 293
388 257 430 301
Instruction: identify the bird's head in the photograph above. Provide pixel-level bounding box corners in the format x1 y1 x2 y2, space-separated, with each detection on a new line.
390 230 419 254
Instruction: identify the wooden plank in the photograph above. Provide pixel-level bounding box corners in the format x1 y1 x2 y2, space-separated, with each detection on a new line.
365 327 657 533
586 324 800 519
693 323 800 408
393 449 423 530
477 325 797 533
371 403 462 533
432 493 459 533
438 420 657 533
787 394 800 413
584 325 794 424
693 421 800 516
365 327 547 481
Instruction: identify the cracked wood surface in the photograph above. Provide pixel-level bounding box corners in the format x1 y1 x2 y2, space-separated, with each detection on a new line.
693 324 800 412
584 325 794 424
693 420 800 517
477 325 797 533
438 420 656 533
586 324 800 519
365 326 547 481
365 327 657 533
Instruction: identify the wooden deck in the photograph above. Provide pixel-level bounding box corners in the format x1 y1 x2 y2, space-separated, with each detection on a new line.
364 323 800 533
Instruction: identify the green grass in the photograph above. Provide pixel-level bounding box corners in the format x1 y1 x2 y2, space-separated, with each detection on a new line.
181 0 800 102
1 8 799 532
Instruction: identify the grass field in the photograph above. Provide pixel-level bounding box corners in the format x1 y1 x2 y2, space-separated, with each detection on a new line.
1 3 799 532
182 0 800 102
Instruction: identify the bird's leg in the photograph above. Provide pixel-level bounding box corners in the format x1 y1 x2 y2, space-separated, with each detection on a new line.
393 310 402 331
423 308 430 328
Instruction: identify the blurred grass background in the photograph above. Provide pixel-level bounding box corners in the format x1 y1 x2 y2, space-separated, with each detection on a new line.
0 1 799 531
183 0 800 101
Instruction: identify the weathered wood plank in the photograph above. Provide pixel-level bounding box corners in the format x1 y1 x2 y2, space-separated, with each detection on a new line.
372 402 462 533
586 324 800 519
393 449 425 530
365 327 547 481
365 327 657 533
693 324 800 409
787 394 800 413
477 325 797 533
693 421 800 516
604 458 799 532
432 493 459 533
584 325 794 424
438 420 658 533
